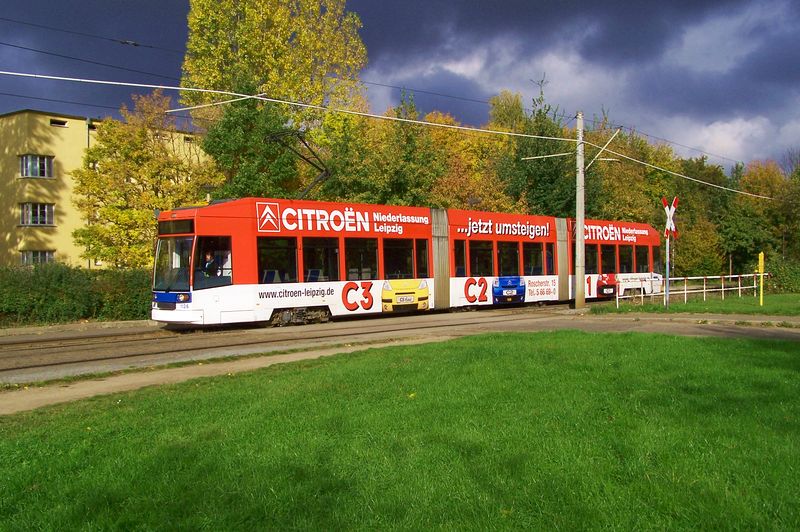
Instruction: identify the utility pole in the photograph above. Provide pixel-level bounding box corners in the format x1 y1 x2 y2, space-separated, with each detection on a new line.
575 111 585 309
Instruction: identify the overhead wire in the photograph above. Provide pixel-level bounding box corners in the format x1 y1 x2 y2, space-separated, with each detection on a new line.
0 70 772 200
0 40 180 81
0 15 184 54
0 15 745 166
582 139 772 200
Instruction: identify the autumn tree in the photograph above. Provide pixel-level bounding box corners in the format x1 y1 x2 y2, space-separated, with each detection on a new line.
72 91 223 268
426 111 522 212
672 217 724 275
181 0 367 115
738 161 789 257
590 129 659 223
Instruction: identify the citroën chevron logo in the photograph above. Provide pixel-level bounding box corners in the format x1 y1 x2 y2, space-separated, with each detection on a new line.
256 202 280 232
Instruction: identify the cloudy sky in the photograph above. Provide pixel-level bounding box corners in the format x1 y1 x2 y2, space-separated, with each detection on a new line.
1 0 798 169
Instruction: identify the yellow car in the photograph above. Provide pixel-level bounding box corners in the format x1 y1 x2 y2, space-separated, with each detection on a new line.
381 279 430 312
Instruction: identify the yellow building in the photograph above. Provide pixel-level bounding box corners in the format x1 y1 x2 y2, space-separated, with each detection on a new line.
0 109 98 267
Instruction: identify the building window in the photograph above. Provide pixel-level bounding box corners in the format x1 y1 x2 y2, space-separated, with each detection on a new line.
49 119 68 127
19 203 55 226
20 155 54 178
21 250 55 265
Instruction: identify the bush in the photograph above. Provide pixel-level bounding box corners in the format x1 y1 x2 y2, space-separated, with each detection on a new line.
765 256 800 294
92 268 152 321
0 263 151 326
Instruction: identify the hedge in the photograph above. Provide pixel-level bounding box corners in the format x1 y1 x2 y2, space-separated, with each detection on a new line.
0 263 151 326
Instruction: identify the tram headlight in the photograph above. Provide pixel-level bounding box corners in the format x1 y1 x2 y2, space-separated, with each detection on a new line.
417 279 427 290
176 293 191 303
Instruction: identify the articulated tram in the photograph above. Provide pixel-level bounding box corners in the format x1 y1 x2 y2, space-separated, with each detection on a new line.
152 198 663 325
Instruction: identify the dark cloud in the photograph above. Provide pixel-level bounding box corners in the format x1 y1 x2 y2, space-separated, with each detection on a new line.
349 0 753 67
0 0 797 162
736 32 800 86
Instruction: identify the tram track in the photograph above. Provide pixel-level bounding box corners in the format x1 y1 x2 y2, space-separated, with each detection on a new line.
0 307 562 379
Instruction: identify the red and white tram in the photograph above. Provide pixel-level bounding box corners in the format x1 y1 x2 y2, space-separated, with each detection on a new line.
152 198 662 325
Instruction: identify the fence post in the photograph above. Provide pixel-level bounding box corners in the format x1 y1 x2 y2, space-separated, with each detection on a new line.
616 281 620 309
703 277 707 301
721 275 725 300
738 275 741 297
684 277 688 303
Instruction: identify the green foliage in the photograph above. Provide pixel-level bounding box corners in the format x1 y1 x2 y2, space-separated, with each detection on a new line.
0 263 97 324
202 96 300 199
673 217 725 276
0 264 151 326
368 95 445 206
92 269 154 321
500 91 576 217
765 256 800 294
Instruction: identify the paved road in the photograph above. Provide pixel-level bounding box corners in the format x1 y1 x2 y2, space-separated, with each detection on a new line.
2 310 799 416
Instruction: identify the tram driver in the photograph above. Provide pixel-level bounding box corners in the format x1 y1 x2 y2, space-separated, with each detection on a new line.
202 250 220 277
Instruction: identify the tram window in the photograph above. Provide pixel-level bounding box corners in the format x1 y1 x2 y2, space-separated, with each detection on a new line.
601 245 616 273
498 241 519 276
585 244 598 274
619 245 633 273
303 237 339 282
258 237 298 284
469 240 494 277
454 240 466 277
545 243 555 275
652 246 663 274
415 239 429 278
153 236 192 292
384 239 414 279
523 242 544 275
635 246 650 273
194 236 232 289
345 238 377 280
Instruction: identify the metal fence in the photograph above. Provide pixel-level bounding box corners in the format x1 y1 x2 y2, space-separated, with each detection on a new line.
615 273 764 308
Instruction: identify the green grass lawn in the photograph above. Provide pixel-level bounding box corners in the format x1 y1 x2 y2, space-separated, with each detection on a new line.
1 331 799 529
593 292 800 316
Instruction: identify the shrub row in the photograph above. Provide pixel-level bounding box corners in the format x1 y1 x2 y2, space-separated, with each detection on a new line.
1 258 798 327
0 263 151 326
766 256 800 294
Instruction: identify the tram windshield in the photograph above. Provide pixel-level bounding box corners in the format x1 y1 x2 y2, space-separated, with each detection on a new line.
153 236 193 292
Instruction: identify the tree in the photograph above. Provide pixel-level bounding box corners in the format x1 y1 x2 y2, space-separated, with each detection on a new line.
738 161 788 257
181 0 366 115
72 91 223 268
673 216 724 276
201 94 300 198
364 95 446 206
495 89 576 217
426 111 522 212
488 90 526 132
305 100 373 202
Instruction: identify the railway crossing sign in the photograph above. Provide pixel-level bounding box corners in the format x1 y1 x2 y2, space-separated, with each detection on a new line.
662 196 678 238
662 197 678 308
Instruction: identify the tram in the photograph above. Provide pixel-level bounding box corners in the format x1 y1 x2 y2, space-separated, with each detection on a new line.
152 198 663 325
